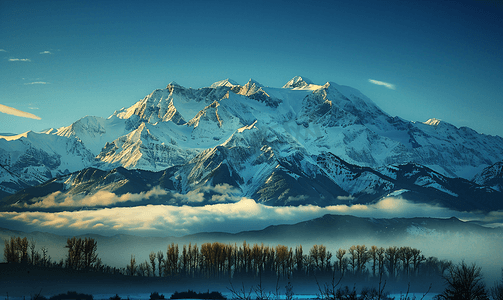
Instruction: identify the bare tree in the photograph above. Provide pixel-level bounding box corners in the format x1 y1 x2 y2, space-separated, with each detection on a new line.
41 246 48 267
294 245 304 274
398 246 414 277
4 237 18 263
348 245 357 275
166 242 179 276
491 268 503 300
156 250 164 277
355 245 368 275
385 246 399 278
411 247 426 276
65 237 83 269
336 248 347 276
436 261 488 300
29 238 36 265
376 247 386 277
83 238 98 270
369 246 378 277
16 237 29 263
65 237 97 270
127 255 137 276
149 251 157 277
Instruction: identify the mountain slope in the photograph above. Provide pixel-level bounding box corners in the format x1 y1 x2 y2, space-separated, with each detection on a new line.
473 161 503 192
3 151 502 213
0 131 96 187
1 77 503 208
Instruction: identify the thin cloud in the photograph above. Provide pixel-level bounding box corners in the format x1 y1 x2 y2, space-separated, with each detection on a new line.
24 82 50 85
0 103 41 120
0 49 7 52
18 187 169 209
369 79 396 90
1 193 495 237
39 51 52 54
12 184 238 209
8 58 31 62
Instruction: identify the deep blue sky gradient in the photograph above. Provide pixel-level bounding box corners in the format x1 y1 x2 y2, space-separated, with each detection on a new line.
1 0 502 136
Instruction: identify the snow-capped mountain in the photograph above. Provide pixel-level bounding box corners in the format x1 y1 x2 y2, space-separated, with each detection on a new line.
5 152 501 212
0 131 95 187
1 76 503 209
473 161 503 192
0 164 29 200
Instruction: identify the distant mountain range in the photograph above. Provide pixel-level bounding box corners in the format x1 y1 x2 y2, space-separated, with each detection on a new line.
1 76 502 210
1 213 501 268
2 213 502 296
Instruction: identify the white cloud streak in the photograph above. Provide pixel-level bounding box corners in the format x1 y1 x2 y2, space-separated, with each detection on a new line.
24 82 49 85
14 184 238 209
1 193 496 237
0 49 7 52
369 79 396 90
20 187 168 208
39 51 52 54
0 103 41 120
8 58 31 62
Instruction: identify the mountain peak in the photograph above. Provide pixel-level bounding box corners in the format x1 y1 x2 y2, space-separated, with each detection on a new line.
167 81 181 88
2 76 503 205
210 79 240 88
282 76 314 89
0 131 31 141
424 118 442 126
245 78 263 87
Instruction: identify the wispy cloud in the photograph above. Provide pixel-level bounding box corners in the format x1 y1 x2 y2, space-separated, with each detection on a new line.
39 50 52 54
369 79 396 90
8 58 31 62
20 187 169 209
0 103 41 120
0 49 7 52
1 191 494 237
24 82 50 85
13 184 239 209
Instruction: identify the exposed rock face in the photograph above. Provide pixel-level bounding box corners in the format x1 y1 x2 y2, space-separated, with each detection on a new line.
1 77 503 209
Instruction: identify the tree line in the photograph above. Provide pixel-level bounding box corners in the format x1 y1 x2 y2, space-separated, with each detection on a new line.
3 236 451 281
125 242 452 282
3 236 101 271
4 236 503 300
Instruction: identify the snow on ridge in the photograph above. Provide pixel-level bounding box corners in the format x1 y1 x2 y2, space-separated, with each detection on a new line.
283 76 316 89
210 78 240 88
237 120 258 133
406 224 437 236
3 76 503 200
0 131 31 141
423 118 442 126
386 189 409 197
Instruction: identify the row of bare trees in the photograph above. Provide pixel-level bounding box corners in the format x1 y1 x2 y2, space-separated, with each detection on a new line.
3 236 100 271
3 236 51 266
3 236 451 282
125 242 451 281
64 237 99 270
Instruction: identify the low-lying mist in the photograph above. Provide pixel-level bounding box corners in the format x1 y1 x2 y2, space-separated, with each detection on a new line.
2 190 501 236
1 191 502 285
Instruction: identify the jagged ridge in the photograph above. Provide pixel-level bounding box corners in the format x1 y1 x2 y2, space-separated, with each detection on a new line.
1 77 503 209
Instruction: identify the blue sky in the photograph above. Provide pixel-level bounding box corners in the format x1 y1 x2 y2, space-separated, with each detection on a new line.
1 0 502 137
